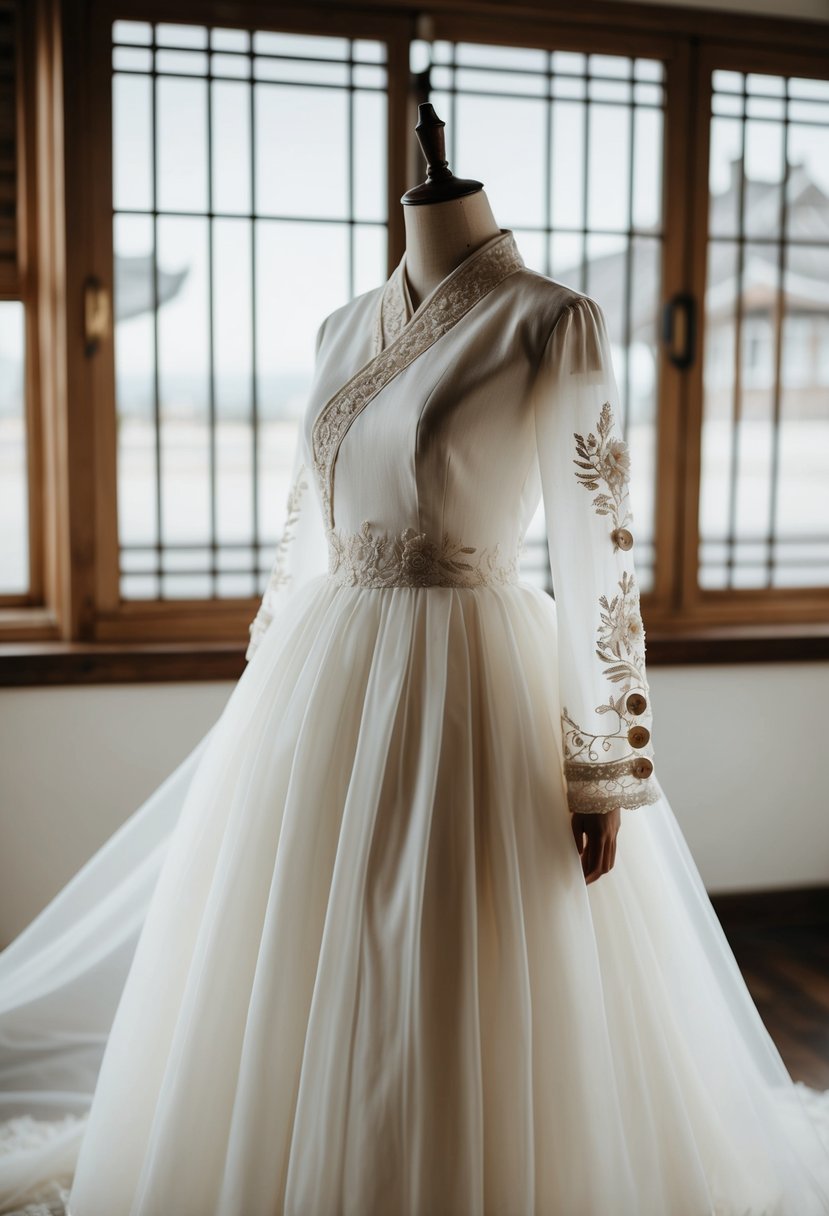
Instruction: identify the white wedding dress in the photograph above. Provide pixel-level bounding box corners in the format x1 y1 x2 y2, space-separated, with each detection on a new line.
1 228 828 1215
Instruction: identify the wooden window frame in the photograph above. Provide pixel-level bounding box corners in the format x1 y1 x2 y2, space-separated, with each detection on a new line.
2 0 829 685
0 0 51 628
678 39 829 632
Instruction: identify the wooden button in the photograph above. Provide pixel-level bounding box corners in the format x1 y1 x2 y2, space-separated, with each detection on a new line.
625 692 648 716
613 527 634 551
631 757 654 780
627 725 651 749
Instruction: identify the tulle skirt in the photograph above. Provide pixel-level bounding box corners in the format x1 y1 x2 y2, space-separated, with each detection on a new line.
1 574 829 1215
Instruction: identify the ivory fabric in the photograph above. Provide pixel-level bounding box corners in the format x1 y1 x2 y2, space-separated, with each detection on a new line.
1 228 828 1215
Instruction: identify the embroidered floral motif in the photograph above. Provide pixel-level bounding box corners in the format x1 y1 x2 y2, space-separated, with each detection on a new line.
247 463 309 660
561 571 655 813
327 521 520 589
595 570 647 709
573 401 633 552
311 230 525 529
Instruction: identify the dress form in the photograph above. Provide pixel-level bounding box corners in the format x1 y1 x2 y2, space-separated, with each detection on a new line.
401 104 501 309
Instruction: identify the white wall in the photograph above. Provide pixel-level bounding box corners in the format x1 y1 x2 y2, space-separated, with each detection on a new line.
0 683 230 947
1 662 828 946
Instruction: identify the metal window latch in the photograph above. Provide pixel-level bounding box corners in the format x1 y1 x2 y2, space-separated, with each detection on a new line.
84 277 111 355
661 292 696 370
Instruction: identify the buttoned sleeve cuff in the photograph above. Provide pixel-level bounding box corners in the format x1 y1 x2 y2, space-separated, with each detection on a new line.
564 758 660 814
562 689 660 815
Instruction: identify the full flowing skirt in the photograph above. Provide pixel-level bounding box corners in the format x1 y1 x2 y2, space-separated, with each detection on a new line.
1 576 828 1215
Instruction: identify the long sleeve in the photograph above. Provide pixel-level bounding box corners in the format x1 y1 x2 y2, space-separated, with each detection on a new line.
246 320 330 662
532 294 660 814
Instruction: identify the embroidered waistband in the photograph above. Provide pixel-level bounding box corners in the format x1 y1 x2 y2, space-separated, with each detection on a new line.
327 522 520 589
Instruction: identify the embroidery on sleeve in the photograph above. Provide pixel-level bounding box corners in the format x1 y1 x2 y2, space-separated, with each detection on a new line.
572 401 633 552
562 571 648 756
595 570 646 708
561 572 657 811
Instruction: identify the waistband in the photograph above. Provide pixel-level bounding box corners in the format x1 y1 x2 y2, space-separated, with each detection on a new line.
326 523 521 589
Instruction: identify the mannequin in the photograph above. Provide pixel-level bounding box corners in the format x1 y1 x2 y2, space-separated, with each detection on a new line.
400 103 501 309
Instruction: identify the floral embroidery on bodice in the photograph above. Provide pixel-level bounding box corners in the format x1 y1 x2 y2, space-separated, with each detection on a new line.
327 521 522 589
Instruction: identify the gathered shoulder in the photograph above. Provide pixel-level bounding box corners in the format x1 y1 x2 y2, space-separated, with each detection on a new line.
498 269 589 377
506 268 604 360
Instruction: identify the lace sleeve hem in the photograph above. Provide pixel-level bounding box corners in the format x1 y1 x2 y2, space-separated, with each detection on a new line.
564 758 660 814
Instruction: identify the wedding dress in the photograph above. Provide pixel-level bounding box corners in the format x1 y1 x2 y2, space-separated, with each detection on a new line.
1 227 828 1216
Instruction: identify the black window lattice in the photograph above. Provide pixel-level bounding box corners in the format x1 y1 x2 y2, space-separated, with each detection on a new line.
700 69 829 590
112 22 388 600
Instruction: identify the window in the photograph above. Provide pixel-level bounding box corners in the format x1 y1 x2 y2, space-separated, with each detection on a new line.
4 1 829 679
699 64 829 593
111 21 389 601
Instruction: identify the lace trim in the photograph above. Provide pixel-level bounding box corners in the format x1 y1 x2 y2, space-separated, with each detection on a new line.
327 522 520 589
373 259 409 354
246 462 309 661
311 230 524 529
565 764 661 814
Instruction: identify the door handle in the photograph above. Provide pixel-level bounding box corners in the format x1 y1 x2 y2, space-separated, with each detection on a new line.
84 277 111 356
662 292 696 370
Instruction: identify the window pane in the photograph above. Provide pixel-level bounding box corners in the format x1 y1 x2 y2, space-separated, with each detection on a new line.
212 80 251 214
156 23 207 49
587 103 631 231
419 41 665 592
255 84 348 219
156 76 208 212
700 70 829 590
708 115 743 238
113 73 152 211
252 32 349 60
0 302 27 594
211 28 249 53
353 89 387 222
112 25 388 600
213 218 254 551
113 20 151 45
455 93 546 229
114 213 158 552
455 43 547 71
156 215 211 557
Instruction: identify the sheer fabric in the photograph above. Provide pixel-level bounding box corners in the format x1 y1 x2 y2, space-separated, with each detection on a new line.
533 295 658 813
246 321 330 662
0 228 827 1215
